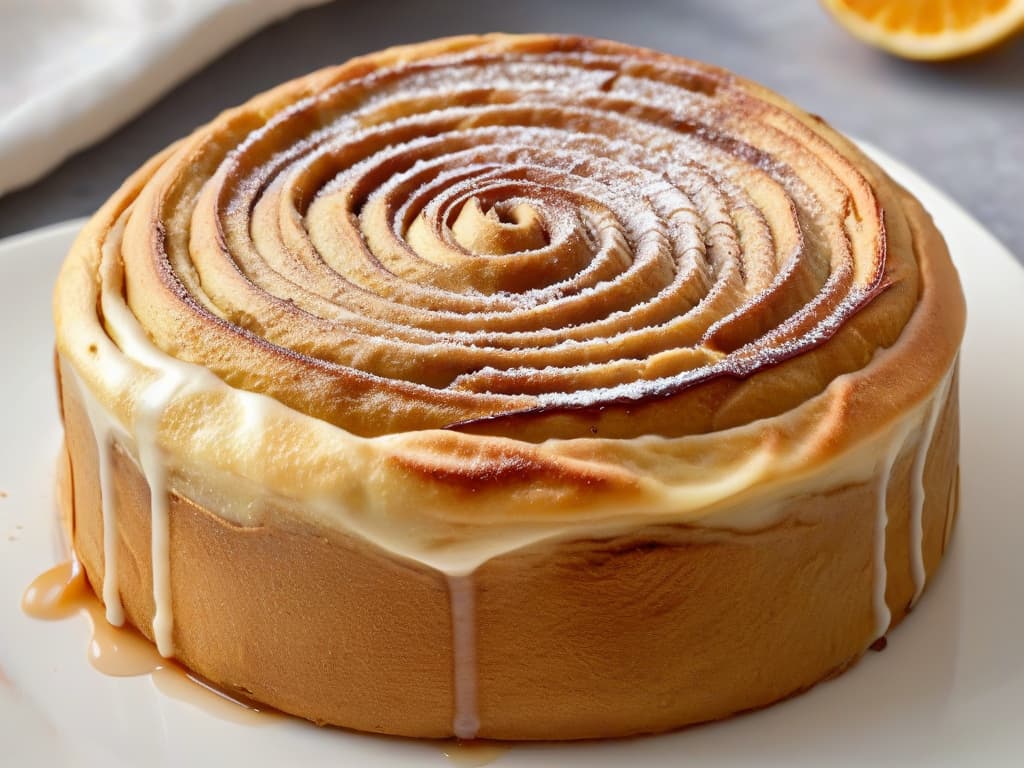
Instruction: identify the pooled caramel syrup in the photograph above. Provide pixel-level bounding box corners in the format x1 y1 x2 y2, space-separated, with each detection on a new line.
21 560 91 622
22 561 272 724
440 740 509 767
151 666 276 725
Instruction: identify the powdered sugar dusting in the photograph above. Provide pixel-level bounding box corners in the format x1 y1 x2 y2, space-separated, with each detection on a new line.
137 37 889 434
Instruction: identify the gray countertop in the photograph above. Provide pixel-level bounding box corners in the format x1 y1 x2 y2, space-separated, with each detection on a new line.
0 0 1020 263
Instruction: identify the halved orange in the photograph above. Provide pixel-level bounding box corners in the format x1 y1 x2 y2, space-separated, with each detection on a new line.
820 0 1024 60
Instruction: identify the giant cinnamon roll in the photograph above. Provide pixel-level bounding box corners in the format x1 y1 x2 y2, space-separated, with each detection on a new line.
53 34 965 739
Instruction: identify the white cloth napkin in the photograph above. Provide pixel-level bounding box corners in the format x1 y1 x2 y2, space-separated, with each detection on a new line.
0 0 330 197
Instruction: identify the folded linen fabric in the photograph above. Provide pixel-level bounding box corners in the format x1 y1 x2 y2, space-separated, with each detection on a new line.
0 0 329 196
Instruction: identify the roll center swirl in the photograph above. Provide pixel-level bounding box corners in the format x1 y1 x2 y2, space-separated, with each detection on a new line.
449 197 549 256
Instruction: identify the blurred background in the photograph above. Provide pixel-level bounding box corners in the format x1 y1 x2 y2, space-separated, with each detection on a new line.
0 0 1020 261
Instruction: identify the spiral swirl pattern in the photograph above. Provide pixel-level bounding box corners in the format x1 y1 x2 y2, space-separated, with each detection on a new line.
103 34 919 440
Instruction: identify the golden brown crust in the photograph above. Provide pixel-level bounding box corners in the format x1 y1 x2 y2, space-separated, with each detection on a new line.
51 34 966 739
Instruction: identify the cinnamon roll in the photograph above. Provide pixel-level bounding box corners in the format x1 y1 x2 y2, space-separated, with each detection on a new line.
53 34 965 739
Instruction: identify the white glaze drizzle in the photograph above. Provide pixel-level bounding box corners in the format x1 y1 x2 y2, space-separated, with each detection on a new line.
135 374 188 657
93 214 223 657
870 363 955 641
942 468 960 554
447 573 480 740
872 422 912 641
74 373 125 627
908 371 952 607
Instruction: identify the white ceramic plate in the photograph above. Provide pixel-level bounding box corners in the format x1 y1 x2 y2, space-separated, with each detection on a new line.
1 143 1022 767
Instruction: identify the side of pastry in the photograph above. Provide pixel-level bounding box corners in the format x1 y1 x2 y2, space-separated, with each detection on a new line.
52 34 965 740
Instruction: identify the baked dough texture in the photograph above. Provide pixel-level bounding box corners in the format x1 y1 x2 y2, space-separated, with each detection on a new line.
53 34 965 739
